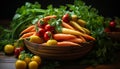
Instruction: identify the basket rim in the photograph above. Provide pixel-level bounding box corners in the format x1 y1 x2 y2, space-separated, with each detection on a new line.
24 39 95 60
24 39 95 48
106 31 120 34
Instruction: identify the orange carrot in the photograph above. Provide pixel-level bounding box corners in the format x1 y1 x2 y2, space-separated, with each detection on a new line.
62 21 75 30
78 35 86 42
20 32 35 39
83 34 95 41
43 15 57 22
68 38 84 43
29 28 36 32
53 33 76 41
20 25 35 35
57 41 80 46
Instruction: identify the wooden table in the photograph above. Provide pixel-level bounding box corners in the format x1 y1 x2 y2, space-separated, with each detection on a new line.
0 52 120 69
0 52 16 69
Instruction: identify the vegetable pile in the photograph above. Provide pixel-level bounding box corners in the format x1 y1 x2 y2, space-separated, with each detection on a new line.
19 14 95 46
0 0 120 68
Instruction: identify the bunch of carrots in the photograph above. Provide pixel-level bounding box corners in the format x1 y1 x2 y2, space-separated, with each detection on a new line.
19 14 95 46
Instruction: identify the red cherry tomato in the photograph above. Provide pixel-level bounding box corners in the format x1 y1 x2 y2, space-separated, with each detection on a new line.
44 24 54 31
38 28 46 37
62 13 70 23
44 31 52 41
109 21 116 28
37 20 47 28
14 47 24 58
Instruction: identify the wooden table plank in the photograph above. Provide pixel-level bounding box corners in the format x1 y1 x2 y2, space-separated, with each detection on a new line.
0 52 120 69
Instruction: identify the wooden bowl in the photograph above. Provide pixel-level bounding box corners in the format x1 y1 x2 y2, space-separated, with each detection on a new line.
107 32 120 41
24 39 95 60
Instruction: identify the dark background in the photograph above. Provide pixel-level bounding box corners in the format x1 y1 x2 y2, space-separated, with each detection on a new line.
0 0 119 20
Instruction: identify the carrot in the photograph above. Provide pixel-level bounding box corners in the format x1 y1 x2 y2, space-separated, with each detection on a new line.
57 41 80 46
78 35 86 42
53 33 76 41
62 28 84 36
20 32 35 39
20 25 35 35
62 28 95 41
43 15 57 22
68 38 84 43
71 14 78 21
30 28 36 32
77 19 86 27
69 21 86 33
62 21 75 30
83 34 95 41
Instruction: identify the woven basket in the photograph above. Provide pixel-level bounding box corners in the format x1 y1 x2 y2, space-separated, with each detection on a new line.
107 32 120 41
24 39 95 60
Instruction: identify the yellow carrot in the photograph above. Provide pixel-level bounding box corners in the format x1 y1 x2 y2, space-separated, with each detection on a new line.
69 21 86 33
82 27 91 34
62 28 95 41
77 19 86 27
71 14 78 21
62 28 84 36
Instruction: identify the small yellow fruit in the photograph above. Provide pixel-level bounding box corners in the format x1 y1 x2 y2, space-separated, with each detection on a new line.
4 44 14 54
46 39 57 46
24 57 31 64
31 55 41 65
15 60 27 69
28 61 38 69
29 35 42 44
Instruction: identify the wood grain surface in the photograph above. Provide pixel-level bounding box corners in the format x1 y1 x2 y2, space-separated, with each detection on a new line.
0 52 120 69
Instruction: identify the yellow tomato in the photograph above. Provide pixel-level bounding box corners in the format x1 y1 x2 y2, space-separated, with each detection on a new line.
18 53 31 64
15 60 27 69
31 55 41 65
24 57 31 64
28 61 38 69
46 39 57 46
29 35 43 44
4 44 14 54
